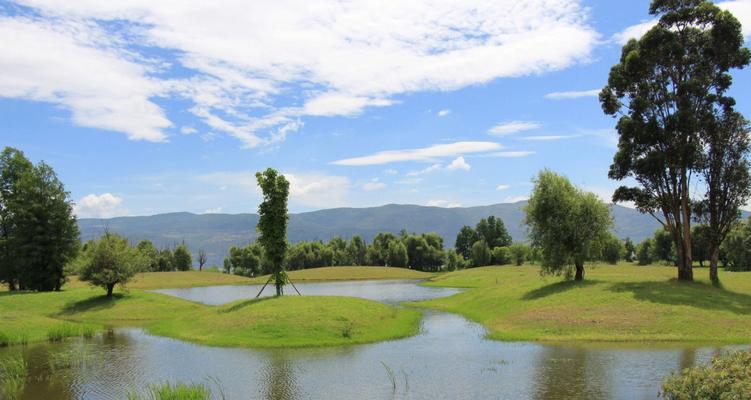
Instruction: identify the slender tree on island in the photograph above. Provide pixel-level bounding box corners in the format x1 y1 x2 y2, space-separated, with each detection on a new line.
256 168 290 296
600 0 750 281
525 170 612 281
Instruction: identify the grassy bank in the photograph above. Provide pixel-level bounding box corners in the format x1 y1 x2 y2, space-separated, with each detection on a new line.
0 287 420 348
415 264 751 343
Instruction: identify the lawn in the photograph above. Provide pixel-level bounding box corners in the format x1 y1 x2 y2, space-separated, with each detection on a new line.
0 273 421 348
414 263 751 343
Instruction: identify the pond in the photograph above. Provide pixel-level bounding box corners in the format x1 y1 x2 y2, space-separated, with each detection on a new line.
1 280 743 400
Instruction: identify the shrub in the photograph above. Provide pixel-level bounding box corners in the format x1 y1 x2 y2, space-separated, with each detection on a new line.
660 351 751 399
491 247 511 265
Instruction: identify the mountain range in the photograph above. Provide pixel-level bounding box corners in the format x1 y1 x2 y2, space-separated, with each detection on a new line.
77 201 749 267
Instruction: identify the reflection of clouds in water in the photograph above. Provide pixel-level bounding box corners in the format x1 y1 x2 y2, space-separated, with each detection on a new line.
1 283 748 400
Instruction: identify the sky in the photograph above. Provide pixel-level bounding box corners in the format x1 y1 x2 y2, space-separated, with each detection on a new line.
1 0 751 218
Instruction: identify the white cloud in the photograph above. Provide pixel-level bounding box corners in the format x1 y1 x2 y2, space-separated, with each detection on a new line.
496 184 510 191
204 207 223 213
384 169 399 175
74 193 124 218
503 195 529 203
426 199 463 208
180 126 198 135
0 16 170 141
283 173 351 208
544 89 599 100
488 121 541 136
11 0 598 146
197 170 351 208
485 151 536 158
332 141 502 166
613 2 751 45
523 135 581 141
407 164 443 176
437 109 451 117
446 156 470 171
612 20 656 45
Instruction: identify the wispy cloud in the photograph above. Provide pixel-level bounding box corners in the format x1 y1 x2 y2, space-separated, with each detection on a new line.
437 109 451 117
332 141 501 166
484 151 536 158
488 121 541 136
6 1 598 146
544 89 599 100
362 179 386 191
496 184 510 191
523 135 581 141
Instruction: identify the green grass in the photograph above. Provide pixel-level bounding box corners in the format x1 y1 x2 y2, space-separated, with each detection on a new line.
0 280 421 348
127 382 211 400
414 263 751 343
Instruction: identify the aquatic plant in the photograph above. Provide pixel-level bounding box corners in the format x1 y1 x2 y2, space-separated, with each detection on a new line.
380 361 396 391
47 345 93 372
0 354 27 399
46 323 97 342
127 382 211 400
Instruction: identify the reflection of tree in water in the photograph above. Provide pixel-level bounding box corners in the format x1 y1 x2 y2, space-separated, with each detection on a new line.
677 348 697 372
262 352 299 400
532 346 607 400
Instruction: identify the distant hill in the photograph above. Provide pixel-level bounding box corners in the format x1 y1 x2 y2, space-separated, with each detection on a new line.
77 201 749 267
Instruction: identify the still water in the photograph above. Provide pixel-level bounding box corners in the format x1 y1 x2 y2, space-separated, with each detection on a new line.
1 280 742 400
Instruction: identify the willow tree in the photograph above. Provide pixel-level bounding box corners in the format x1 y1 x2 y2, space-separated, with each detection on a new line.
256 168 290 296
600 0 750 281
525 170 612 281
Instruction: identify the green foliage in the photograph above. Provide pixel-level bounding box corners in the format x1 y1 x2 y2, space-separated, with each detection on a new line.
78 233 148 296
0 354 26 400
653 229 675 264
637 239 655 266
402 232 444 271
600 0 751 281
599 234 624 265
286 241 333 270
476 216 512 248
173 244 192 271
525 170 612 280
444 248 466 271
660 351 751 400
386 240 408 267
255 168 290 296
491 246 511 265
691 225 711 268
508 243 529 266
722 218 751 271
156 248 175 272
623 238 636 262
0 147 79 291
136 240 159 271
46 323 97 342
454 225 478 260
470 240 491 268
346 235 367 266
224 244 263 276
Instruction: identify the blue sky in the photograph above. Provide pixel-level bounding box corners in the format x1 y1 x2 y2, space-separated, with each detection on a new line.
1 0 750 217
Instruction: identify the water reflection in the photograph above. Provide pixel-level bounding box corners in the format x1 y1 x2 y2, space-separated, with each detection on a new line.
1 278 747 400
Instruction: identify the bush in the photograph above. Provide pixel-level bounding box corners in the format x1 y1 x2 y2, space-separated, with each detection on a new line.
660 351 751 399
470 240 491 267
508 243 529 266
491 247 511 265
